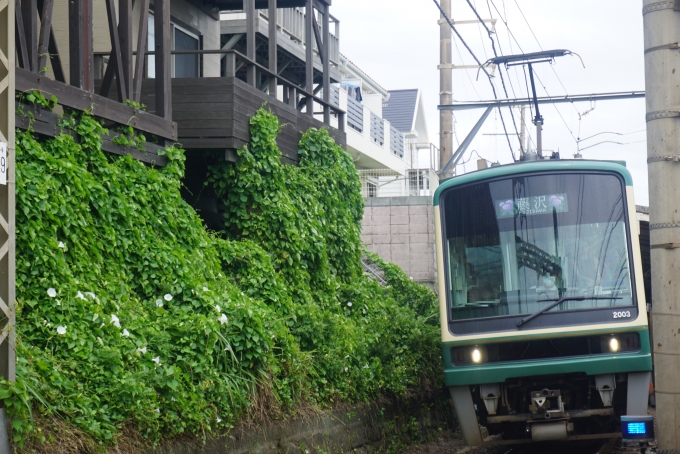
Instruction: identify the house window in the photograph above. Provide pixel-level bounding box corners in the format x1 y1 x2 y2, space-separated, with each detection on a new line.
147 15 200 78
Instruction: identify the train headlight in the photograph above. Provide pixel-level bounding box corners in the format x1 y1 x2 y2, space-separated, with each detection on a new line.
609 337 620 352
471 348 482 363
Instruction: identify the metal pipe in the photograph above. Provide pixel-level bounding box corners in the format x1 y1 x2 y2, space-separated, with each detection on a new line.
439 0 453 176
643 0 680 450
438 105 493 175
438 91 646 111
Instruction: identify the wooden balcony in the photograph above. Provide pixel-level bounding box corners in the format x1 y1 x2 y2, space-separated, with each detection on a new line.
133 51 346 164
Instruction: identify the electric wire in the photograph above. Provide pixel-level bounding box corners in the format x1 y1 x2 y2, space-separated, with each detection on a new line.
432 0 516 161
465 0 524 154
511 0 581 116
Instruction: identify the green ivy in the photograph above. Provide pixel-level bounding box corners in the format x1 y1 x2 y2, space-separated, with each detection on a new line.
8 108 440 451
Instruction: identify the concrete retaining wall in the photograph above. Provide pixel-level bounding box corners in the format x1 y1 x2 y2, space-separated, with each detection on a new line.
152 391 454 454
361 196 436 285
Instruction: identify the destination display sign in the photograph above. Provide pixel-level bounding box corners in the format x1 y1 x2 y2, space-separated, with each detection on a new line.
495 193 568 218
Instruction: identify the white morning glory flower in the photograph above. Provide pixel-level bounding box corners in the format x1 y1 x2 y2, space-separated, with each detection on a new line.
363 364 369 369
154 408 160 413
85 292 96 300
344 367 348 372
215 305 221 312
347 302 352 307
152 356 161 365
47 288 57 298
121 329 130 337
219 314 228 325
56 325 66 335
76 291 86 300
216 417 222 423
137 346 147 354
110 314 121 328
163 294 173 302
58 241 65 249
203 287 209 292
155 299 163 308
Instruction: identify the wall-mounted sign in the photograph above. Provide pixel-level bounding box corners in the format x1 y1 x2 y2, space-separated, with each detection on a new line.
0 143 6 185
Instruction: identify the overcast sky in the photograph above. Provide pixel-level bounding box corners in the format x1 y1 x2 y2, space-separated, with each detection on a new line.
331 0 649 205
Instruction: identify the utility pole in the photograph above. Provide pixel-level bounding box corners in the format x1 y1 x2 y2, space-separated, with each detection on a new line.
643 1 680 451
439 0 453 176
0 0 15 447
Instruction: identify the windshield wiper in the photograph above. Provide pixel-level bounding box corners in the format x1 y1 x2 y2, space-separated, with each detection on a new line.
517 296 623 329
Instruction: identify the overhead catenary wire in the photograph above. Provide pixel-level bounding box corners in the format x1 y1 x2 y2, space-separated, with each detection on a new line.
431 0 517 161
488 0 581 144
464 0 524 154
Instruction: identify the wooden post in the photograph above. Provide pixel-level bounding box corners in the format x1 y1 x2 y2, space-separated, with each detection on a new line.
268 0 277 95
322 2 330 124
105 0 127 101
36 0 54 74
14 0 28 70
245 0 256 86
21 0 37 72
154 0 171 119
132 0 150 102
288 86 296 107
69 0 93 90
0 0 16 447
118 0 133 97
225 52 235 77
304 0 313 115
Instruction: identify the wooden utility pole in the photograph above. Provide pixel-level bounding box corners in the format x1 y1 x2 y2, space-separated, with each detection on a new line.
0 0 16 448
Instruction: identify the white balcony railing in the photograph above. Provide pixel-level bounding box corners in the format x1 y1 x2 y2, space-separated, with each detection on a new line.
358 169 439 198
260 8 339 65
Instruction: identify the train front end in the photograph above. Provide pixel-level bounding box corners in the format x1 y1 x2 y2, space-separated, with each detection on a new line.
433 160 652 445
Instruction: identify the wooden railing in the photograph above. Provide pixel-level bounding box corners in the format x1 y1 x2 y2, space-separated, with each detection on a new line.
101 48 347 132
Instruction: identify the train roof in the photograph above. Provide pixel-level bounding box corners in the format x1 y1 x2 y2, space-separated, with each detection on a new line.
433 159 633 207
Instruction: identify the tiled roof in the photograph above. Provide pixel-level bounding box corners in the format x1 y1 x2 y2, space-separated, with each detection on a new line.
382 89 418 133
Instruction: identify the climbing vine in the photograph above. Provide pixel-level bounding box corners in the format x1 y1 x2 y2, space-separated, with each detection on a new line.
8 108 440 452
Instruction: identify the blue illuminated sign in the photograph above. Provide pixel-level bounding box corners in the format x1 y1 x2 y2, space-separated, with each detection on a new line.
627 422 646 434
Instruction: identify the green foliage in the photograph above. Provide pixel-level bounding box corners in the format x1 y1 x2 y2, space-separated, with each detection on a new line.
23 91 58 111
123 99 147 111
111 124 147 151
6 108 440 450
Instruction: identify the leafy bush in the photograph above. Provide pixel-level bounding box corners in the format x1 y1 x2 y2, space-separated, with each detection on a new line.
9 108 440 450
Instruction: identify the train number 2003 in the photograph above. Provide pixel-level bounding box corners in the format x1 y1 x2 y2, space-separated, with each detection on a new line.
613 311 631 319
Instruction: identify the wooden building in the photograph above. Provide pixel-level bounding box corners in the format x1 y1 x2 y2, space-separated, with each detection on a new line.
14 0 346 166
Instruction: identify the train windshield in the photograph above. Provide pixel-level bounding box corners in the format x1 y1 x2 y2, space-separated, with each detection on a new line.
442 172 634 323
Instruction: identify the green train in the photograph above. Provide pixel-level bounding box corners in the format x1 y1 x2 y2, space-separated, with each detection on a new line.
433 160 654 445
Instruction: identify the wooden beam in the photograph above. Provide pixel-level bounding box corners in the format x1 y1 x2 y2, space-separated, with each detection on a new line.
16 67 177 139
118 0 133 97
322 2 329 123
14 0 29 70
154 0 171 119
105 0 127 101
268 0 276 94
245 0 256 86
21 0 37 72
304 0 313 114
36 0 53 74
132 0 150 102
311 9 323 63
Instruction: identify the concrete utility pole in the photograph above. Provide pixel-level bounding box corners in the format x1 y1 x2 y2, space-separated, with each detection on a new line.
0 0 15 447
439 0 453 176
643 0 680 451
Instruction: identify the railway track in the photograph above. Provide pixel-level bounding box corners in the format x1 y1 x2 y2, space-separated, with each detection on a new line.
495 437 652 454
